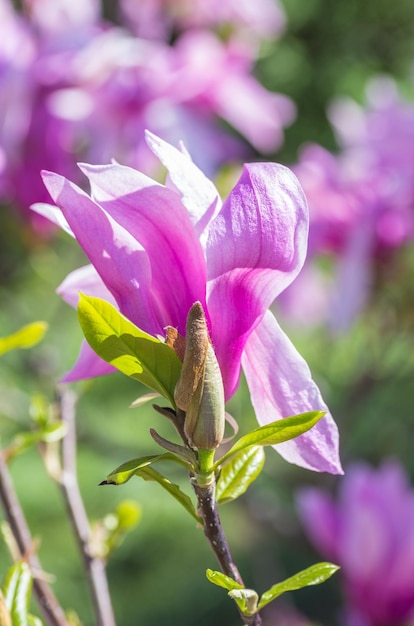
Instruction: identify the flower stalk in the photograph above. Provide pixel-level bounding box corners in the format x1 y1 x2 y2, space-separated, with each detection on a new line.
192 477 263 626
175 303 262 625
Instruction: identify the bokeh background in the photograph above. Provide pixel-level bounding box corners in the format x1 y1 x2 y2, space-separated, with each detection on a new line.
2 1 414 624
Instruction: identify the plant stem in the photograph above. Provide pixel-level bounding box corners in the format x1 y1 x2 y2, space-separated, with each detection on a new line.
192 480 263 626
0 449 70 626
56 388 116 626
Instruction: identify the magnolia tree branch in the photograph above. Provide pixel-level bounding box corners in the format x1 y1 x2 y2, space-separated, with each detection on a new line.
192 481 263 626
56 387 116 626
0 448 70 626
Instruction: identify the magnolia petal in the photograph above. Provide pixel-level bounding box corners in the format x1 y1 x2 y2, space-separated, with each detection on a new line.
242 311 342 474
58 265 120 381
79 162 207 333
41 170 161 335
145 130 222 239
31 201 73 236
206 163 308 396
57 264 115 308
329 222 374 332
214 76 295 153
296 488 340 560
61 340 116 382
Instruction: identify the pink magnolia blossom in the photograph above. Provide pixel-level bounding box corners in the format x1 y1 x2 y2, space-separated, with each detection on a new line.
286 81 414 330
298 461 414 626
32 131 341 475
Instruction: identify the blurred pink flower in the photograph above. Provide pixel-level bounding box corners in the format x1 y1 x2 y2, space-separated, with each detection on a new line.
120 0 286 41
298 461 414 626
32 131 341 474
285 80 414 329
1 0 294 232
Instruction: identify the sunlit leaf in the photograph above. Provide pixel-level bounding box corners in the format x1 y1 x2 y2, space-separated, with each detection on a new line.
205 569 244 592
215 411 325 468
100 453 188 486
135 466 201 523
78 294 182 405
0 322 48 357
216 446 265 504
257 562 340 611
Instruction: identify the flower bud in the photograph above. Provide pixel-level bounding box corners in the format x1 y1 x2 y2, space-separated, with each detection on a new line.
174 302 225 450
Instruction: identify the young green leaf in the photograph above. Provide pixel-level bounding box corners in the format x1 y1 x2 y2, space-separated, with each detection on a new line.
228 589 259 616
206 571 259 617
3 562 32 626
216 446 265 504
214 411 325 469
2 562 22 610
257 562 340 611
100 453 189 485
135 466 201 523
0 322 48 357
205 569 244 592
77 294 182 405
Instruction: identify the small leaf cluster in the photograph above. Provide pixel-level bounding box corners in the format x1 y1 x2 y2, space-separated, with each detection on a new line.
206 562 340 617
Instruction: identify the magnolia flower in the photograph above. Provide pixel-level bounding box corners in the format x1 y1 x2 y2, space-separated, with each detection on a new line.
32 131 341 475
297 461 414 626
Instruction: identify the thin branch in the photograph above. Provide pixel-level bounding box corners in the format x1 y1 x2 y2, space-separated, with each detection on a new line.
0 449 70 626
56 387 116 626
193 481 263 626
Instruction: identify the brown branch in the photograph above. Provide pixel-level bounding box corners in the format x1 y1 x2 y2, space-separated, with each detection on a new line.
0 449 70 626
192 481 262 626
56 387 116 626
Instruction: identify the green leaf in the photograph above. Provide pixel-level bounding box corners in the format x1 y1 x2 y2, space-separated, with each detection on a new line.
257 562 340 611
216 446 265 504
206 571 258 617
2 562 21 610
135 466 201 523
0 322 48 357
214 411 325 469
205 569 244 592
2 562 32 626
228 589 259 616
77 294 182 405
101 453 189 485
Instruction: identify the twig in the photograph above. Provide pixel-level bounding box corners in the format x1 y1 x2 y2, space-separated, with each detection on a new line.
56 387 116 626
193 481 263 626
0 449 70 626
